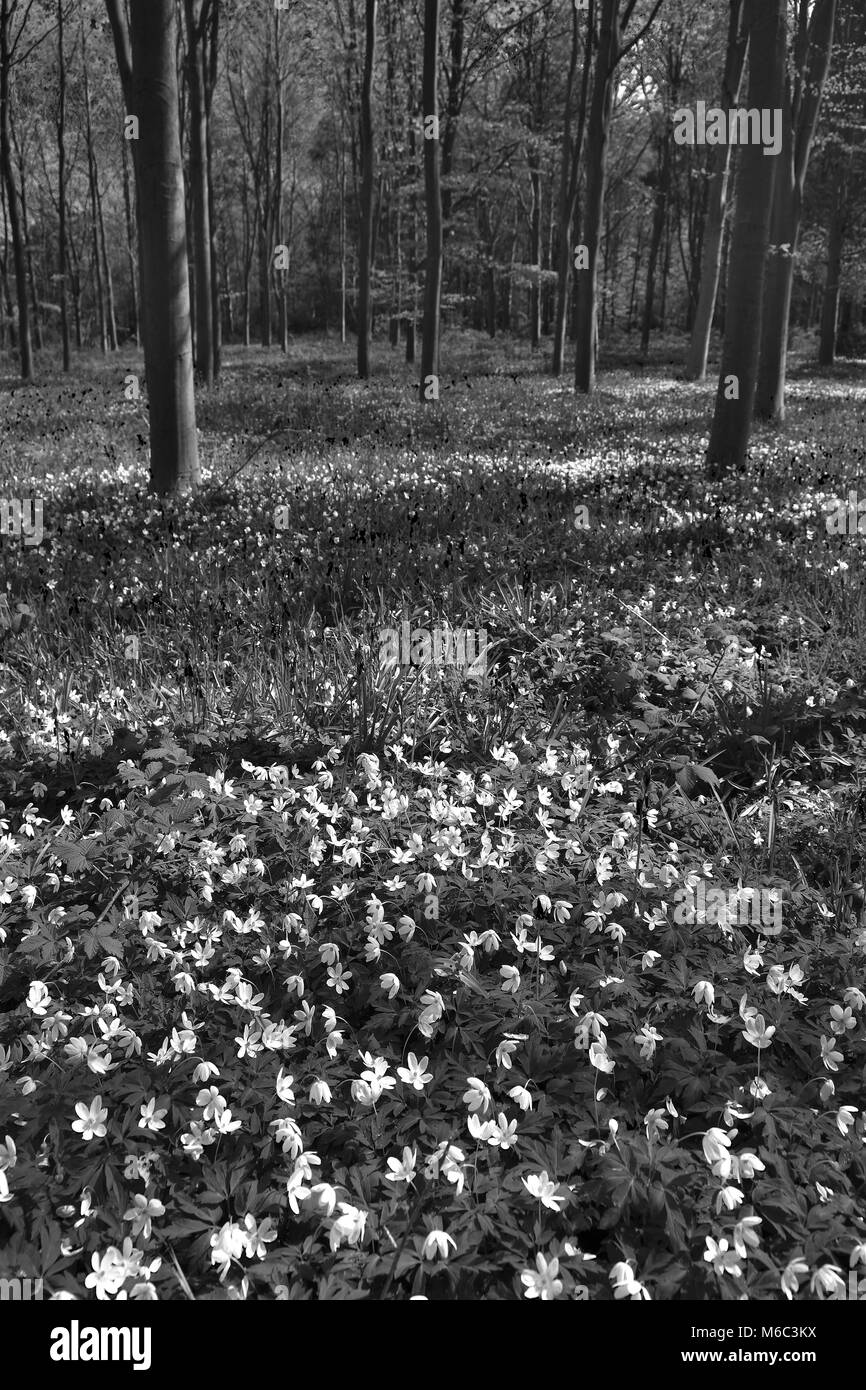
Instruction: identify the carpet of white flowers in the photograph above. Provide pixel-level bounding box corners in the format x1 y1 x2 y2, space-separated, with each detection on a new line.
1 731 865 1301
1 345 866 1300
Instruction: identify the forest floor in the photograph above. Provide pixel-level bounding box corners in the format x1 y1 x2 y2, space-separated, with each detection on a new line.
1 333 866 1300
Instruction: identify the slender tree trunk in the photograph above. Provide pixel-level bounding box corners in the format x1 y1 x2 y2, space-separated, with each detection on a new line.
529 155 541 350
259 220 271 346
504 204 519 332
357 0 377 378
340 139 347 344
82 23 107 355
543 172 554 334
819 169 846 366
407 95 418 363
641 123 672 358
686 0 747 380
707 0 786 476
659 201 672 331
220 237 231 341
120 132 139 344
419 0 442 401
241 168 253 347
601 202 610 334
12 123 42 352
480 198 496 338
129 0 199 494
627 223 643 332
96 172 119 351
57 0 70 371
68 225 82 349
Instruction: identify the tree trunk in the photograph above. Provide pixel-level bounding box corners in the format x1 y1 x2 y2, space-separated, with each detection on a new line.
205 0 221 378
755 0 837 422
819 168 846 366
441 0 465 237
0 0 32 380
553 2 591 378
419 0 443 401
707 0 786 476
12 122 42 352
207 126 221 372
273 8 289 355
259 221 271 347
129 0 199 494
57 0 70 371
68 224 82 349
357 0 377 378
96 170 119 351
82 21 107 355
640 123 672 358
480 198 496 338
659 201 672 330
184 0 214 385
120 132 139 344
529 155 541 351
686 0 747 381
105 0 149 357
627 222 643 332
574 0 619 394
340 140 347 344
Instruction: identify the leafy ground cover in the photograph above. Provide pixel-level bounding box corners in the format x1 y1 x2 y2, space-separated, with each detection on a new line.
1 334 866 1301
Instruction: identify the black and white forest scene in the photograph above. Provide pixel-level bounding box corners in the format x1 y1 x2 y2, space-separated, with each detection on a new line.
0 0 865 1359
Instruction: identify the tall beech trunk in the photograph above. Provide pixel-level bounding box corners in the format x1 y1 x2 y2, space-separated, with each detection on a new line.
258 78 272 349
206 120 220 373
707 0 786 476
274 20 288 356
419 0 443 401
552 1 590 377
184 0 214 385
0 0 32 380
105 0 148 358
57 0 70 371
205 0 220 375
441 0 465 237
574 0 619 394
686 0 747 381
755 0 837 422
357 0 377 378
129 0 199 494
340 140 347 343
